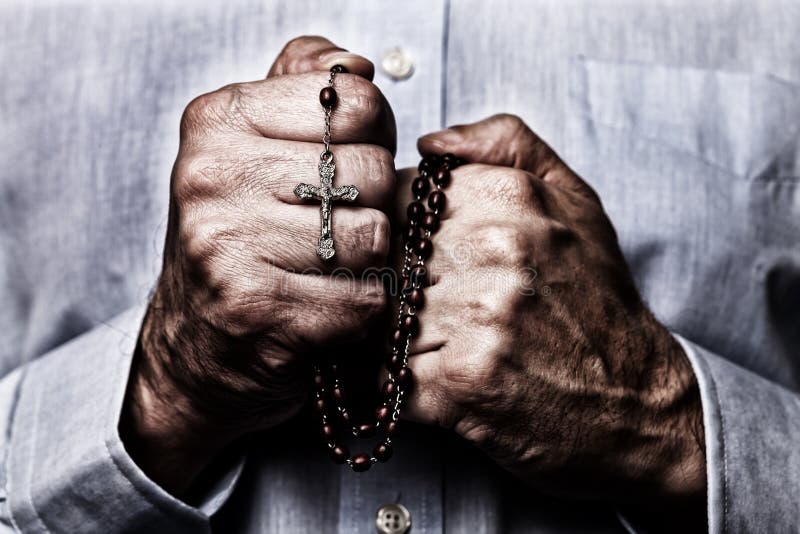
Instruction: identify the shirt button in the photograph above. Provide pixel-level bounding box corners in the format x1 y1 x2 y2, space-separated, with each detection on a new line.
375 503 411 534
380 47 415 81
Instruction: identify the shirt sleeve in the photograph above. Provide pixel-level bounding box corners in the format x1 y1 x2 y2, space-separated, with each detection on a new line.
0 306 243 534
675 334 800 533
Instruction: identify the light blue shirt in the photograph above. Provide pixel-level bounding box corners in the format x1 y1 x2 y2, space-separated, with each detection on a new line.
1 1 799 532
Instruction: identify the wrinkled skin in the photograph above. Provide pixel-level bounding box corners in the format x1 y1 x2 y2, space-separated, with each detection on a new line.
122 37 397 495
123 35 706 532
396 115 706 529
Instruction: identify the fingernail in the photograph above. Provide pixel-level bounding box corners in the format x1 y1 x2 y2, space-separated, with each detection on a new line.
319 50 362 68
419 128 461 146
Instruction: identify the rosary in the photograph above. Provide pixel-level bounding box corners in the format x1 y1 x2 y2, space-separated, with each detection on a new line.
294 65 463 471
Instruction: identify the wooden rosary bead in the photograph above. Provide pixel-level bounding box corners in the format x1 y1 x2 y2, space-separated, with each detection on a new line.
415 238 433 259
391 328 405 346
387 353 403 373
374 443 394 463
433 168 451 187
428 190 446 212
418 155 439 175
381 380 396 397
313 152 468 470
376 405 391 422
319 86 338 108
312 85 470 471
404 224 421 243
407 201 425 222
331 64 348 74
421 212 439 232
400 314 419 335
407 288 425 309
330 444 350 464
357 422 377 438
351 453 372 472
409 265 427 286
396 366 412 387
320 424 335 440
412 176 431 198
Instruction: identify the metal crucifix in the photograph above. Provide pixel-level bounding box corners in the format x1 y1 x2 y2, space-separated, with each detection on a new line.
294 156 359 260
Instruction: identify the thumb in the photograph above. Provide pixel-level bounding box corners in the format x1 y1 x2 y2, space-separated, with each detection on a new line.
418 114 593 197
267 35 375 80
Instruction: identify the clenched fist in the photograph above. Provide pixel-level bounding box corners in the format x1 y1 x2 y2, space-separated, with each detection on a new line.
121 36 397 495
399 115 706 530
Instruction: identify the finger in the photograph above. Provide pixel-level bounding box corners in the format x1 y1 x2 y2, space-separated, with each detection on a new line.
417 113 594 197
402 314 512 430
405 265 524 352
182 73 396 154
181 139 396 209
267 35 375 80
279 271 387 345
258 204 390 274
398 343 459 429
276 141 396 209
391 163 540 226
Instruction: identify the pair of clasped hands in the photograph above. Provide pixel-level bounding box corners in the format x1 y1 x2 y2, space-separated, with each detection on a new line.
123 37 707 530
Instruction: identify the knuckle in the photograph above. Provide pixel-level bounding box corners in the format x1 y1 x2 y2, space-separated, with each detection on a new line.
464 287 513 327
477 167 542 213
280 38 327 75
282 35 316 56
347 209 391 261
362 145 396 198
320 274 387 328
370 213 392 259
279 36 307 61
347 284 387 322
181 92 216 138
493 112 527 134
182 218 223 266
180 84 247 136
345 76 383 125
495 167 535 199
180 220 269 338
218 286 265 338
173 152 220 202
471 223 528 266
215 83 250 128
214 257 278 338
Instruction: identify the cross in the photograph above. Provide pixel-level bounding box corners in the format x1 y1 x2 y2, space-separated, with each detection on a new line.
294 159 359 260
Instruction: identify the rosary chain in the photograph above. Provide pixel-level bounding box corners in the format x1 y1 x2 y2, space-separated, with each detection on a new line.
311 65 462 471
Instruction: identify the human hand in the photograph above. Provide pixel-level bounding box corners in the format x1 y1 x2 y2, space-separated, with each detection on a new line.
121 36 397 496
398 115 706 528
